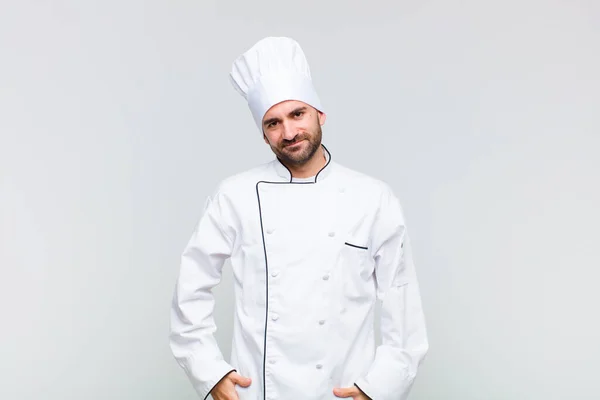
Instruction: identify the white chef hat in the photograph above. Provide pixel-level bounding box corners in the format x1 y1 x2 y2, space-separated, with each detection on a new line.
229 36 323 131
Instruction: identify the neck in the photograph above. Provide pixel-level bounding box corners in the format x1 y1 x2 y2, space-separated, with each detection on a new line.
283 146 327 179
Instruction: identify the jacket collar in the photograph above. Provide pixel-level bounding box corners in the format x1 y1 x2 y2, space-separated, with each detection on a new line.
273 144 333 183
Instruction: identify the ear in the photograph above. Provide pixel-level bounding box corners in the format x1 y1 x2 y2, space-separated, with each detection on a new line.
263 132 270 145
318 111 327 126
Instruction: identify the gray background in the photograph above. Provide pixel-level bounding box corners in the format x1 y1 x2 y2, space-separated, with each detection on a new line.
1 0 599 399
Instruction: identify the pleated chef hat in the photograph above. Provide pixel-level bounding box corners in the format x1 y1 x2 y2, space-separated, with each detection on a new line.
229 37 323 131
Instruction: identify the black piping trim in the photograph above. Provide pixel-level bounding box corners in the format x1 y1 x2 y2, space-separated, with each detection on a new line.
255 144 332 400
255 181 269 400
204 369 236 400
344 242 368 250
276 158 294 183
275 144 332 183
354 383 373 400
315 144 331 182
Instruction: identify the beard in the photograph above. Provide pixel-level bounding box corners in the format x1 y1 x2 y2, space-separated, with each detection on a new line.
272 123 322 166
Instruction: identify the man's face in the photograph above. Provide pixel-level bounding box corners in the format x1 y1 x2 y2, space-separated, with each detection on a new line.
262 100 326 166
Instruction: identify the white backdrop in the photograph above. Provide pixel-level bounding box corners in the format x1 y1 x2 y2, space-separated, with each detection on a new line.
1 1 599 399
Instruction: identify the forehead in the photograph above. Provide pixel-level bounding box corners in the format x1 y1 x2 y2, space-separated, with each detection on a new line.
262 100 310 120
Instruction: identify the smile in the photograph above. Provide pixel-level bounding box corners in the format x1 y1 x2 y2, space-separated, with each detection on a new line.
285 140 305 148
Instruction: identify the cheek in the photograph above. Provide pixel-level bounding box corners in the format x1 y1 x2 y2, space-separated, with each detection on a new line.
265 131 283 146
296 119 313 131
263 130 273 145
302 119 319 134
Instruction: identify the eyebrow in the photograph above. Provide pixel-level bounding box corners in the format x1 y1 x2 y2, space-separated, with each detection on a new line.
288 106 308 117
263 117 281 127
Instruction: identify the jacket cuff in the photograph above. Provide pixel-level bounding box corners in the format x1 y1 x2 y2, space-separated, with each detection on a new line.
195 360 236 400
355 372 415 400
354 378 377 400
354 382 373 400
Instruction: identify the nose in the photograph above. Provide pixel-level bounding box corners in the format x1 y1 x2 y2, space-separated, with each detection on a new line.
281 120 297 141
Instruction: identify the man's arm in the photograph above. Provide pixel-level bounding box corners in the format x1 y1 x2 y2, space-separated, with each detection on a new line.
169 190 237 400
354 184 429 400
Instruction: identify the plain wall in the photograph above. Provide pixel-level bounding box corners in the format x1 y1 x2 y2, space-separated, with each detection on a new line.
1 1 599 399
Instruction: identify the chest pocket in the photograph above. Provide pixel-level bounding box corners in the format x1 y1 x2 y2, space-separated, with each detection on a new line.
338 235 374 301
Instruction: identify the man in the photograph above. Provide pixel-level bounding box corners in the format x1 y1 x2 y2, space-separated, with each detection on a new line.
169 37 429 400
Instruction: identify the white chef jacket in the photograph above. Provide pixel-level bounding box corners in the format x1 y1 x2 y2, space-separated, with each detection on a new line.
169 145 429 400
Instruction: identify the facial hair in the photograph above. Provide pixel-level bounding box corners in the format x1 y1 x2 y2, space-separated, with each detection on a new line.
273 123 322 167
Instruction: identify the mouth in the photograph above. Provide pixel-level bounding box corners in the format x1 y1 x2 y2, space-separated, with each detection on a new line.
285 139 305 149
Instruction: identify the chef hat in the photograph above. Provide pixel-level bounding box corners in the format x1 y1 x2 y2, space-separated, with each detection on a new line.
229 36 323 130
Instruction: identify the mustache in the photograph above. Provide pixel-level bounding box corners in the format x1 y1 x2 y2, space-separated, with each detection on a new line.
282 136 308 147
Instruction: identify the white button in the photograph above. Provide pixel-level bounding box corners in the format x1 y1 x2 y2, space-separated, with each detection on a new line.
269 359 276 364
339 187 345 193
271 314 279 321
328 231 335 237
271 270 279 277
322 274 330 281
319 319 326 325
316 364 323 369
340 308 346 314
267 228 275 234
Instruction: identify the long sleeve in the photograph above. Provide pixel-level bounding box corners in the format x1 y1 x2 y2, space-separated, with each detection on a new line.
169 191 237 400
354 185 429 400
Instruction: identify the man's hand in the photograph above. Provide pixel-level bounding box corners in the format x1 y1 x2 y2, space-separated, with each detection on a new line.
333 385 372 399
210 371 252 400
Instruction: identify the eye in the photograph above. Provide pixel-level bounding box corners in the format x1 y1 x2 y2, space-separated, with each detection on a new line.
293 110 304 118
267 121 278 128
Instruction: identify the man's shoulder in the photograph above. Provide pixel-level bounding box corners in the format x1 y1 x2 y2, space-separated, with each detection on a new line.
213 161 272 195
333 162 392 195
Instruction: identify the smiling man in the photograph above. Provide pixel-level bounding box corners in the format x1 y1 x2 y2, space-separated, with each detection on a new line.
169 37 429 400
262 101 326 178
